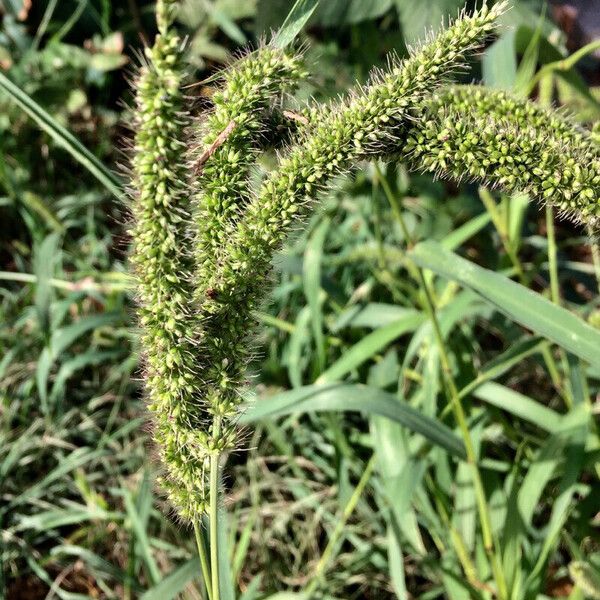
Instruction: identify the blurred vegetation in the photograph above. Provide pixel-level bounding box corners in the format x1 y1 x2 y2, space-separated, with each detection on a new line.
1 0 599 599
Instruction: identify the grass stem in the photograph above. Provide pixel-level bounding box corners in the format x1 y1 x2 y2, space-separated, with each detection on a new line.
304 455 376 597
376 164 508 598
546 205 560 305
194 521 213 600
210 418 222 600
478 187 526 284
545 205 576 409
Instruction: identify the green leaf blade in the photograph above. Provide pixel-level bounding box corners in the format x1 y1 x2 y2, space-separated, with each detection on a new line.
410 241 600 368
240 383 467 460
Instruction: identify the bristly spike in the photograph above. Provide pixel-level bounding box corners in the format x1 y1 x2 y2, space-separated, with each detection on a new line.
130 0 210 521
192 3 506 433
401 87 600 222
188 45 308 434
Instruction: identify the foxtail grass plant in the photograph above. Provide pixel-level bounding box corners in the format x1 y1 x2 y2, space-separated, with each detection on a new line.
130 1 599 596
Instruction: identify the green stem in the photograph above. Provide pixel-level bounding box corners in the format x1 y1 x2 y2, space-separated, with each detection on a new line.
31 0 59 51
419 272 508 597
194 522 213 600
545 205 575 409
546 205 560 305
210 418 222 600
304 455 376 597
50 0 88 44
526 39 600 96
425 474 483 590
587 225 600 295
375 164 508 598
478 187 526 284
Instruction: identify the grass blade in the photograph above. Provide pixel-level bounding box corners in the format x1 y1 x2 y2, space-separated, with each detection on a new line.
0 71 124 200
272 0 319 48
240 383 467 459
410 241 600 368
471 382 562 433
123 489 161 585
304 217 329 373
316 311 425 384
140 558 198 600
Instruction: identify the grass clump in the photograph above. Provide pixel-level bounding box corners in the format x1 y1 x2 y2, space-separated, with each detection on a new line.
126 4 600 597
4 0 599 596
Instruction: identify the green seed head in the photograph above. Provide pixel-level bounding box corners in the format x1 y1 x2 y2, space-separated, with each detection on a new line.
402 87 600 222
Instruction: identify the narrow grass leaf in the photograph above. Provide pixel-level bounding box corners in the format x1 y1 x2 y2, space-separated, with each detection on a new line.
52 545 131 586
217 494 236 600
36 346 53 414
17 507 120 531
471 382 562 433
21 191 64 232
501 473 523 595
34 232 61 334
517 404 589 528
458 336 545 399
287 305 312 387
441 212 491 250
11 447 106 507
240 383 467 459
0 72 123 199
239 575 264 600
123 489 161 585
233 509 258 579
304 217 330 373
140 558 198 600
0 421 42 481
50 312 120 359
410 241 600 368
524 418 588 594
371 413 425 553
482 29 517 89
336 303 418 330
513 14 543 97
272 0 319 48
387 520 408 599
453 463 477 552
316 312 425 383
50 350 120 403
507 193 529 251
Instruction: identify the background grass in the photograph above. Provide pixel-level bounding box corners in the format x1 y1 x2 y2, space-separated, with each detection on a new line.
1 0 600 598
